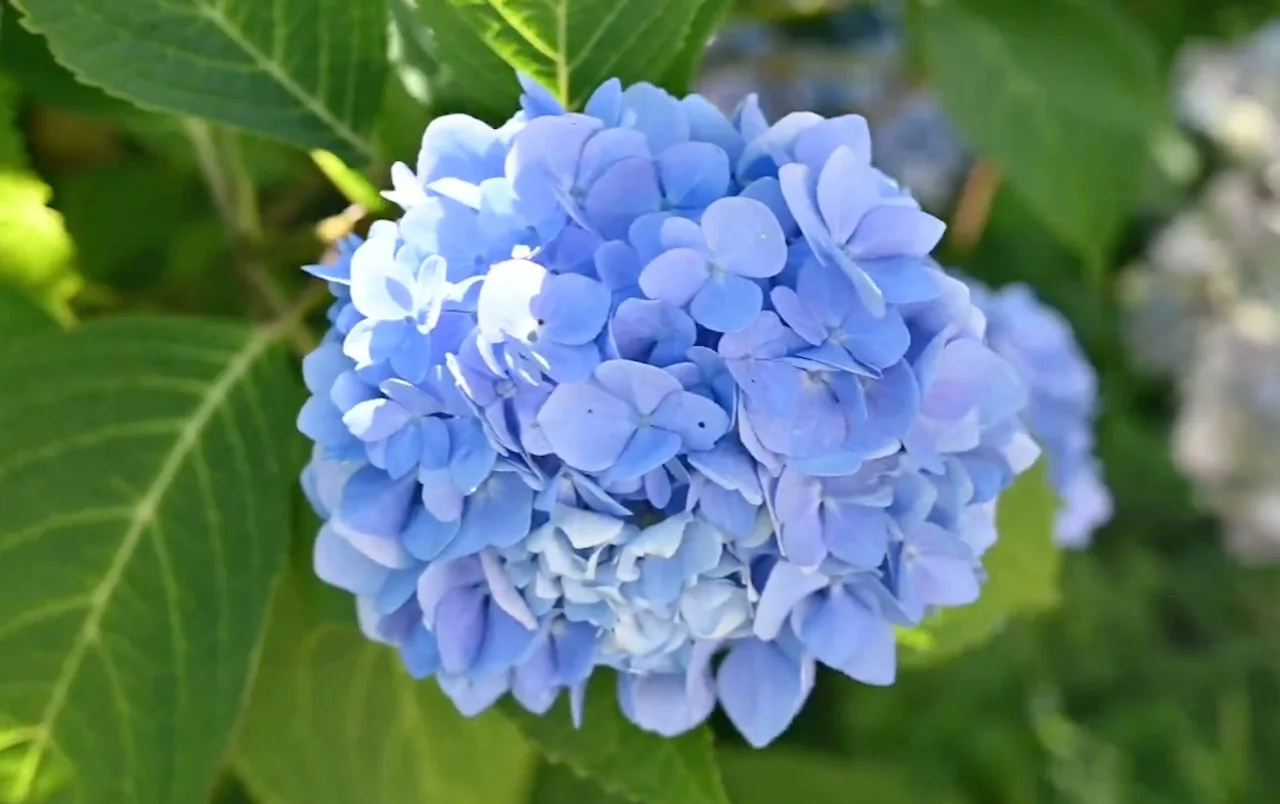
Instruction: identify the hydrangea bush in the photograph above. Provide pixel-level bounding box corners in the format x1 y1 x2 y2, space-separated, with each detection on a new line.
298 73 1040 745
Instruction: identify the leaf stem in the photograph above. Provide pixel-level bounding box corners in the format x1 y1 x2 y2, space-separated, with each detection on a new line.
183 119 319 354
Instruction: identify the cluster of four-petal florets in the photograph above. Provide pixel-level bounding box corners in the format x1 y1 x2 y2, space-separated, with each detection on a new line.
297 73 1041 747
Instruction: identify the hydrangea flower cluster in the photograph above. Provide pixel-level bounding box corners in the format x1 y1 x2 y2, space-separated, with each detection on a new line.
967 281 1112 547
1124 22 1280 561
297 71 1039 747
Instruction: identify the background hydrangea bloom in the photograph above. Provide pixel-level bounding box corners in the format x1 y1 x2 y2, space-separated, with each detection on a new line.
297 71 1039 747
968 280 1113 547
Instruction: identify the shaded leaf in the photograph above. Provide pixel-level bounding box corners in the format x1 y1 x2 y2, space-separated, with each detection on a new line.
12 0 389 161
0 282 56 336
899 460 1060 665
233 571 536 804
0 316 300 802
718 748 966 804
419 0 722 111
913 0 1164 269
500 673 730 804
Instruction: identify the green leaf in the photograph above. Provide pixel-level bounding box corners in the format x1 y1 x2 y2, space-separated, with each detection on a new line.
899 459 1061 665
419 0 722 111
658 0 732 95
0 316 300 802
233 572 536 804
11 0 389 162
499 673 730 804
0 282 56 336
911 0 1164 269
718 748 966 804
0 74 79 322
0 1 136 118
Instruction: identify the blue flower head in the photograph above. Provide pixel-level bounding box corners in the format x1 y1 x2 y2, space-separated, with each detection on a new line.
968 280 1113 547
298 72 1039 748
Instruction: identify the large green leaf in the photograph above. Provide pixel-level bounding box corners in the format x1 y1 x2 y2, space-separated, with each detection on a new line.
0 316 300 802
500 673 730 804
419 0 722 111
0 283 55 336
911 0 1163 269
11 0 389 161
233 570 537 804
899 460 1061 665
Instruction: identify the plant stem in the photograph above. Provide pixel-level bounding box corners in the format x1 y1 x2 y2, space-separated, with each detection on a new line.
183 119 318 354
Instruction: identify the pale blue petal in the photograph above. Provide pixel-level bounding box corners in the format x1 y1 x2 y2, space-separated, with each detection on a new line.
585 156 662 240
816 146 877 246
652 391 730 451
610 299 697 367
608 427 682 481
343 398 411 442
594 359 684 415
690 273 763 333
701 197 787 279
471 600 540 678
314 525 390 596
584 77 623 124
659 142 730 210
435 587 485 674
717 639 809 748
621 83 690 154
850 205 947 260
537 382 638 471
797 586 895 685
532 273 611 345
793 115 873 173
639 248 709 308
402 504 462 561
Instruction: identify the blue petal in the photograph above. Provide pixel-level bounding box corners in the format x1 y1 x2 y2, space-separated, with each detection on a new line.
402 504 462 561
620 83 690 154
639 248 708 308
584 77 623 124
659 141 730 211
434 587 485 675
343 398 412 442
652 391 730 451
585 156 662 240
797 586 896 685
594 359 684 415
716 639 810 748
537 381 638 472
816 146 878 246
471 599 540 678
532 273 611 346
690 273 763 333
608 427 682 482
701 197 788 279
338 466 418 540
610 299 697 367
314 525 390 596
850 204 947 260
438 472 535 561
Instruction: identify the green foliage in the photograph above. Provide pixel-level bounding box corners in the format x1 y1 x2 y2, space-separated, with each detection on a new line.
500 675 730 804
11 0 389 161
418 0 727 111
0 72 78 321
900 460 1061 665
0 317 299 802
912 0 1164 271
233 570 537 804
0 0 1273 801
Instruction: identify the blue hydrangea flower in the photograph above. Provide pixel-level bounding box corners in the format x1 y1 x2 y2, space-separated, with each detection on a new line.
968 280 1113 547
298 71 1040 748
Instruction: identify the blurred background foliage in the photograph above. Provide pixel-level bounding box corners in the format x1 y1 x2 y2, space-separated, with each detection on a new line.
5 0 1280 801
